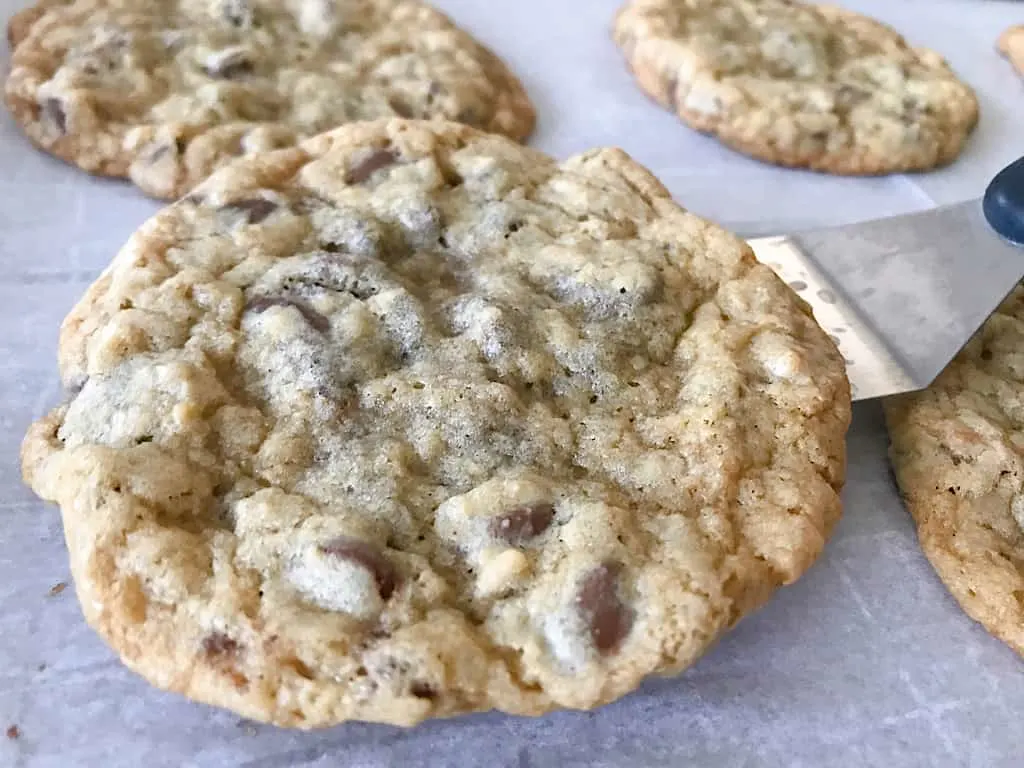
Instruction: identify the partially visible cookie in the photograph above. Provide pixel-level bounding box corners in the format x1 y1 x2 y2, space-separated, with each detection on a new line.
613 0 978 174
999 25 1024 80
885 285 1024 657
21 119 850 728
3 0 535 199
6 0 68 48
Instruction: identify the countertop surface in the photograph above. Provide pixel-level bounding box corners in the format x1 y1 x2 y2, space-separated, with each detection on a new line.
2 1 1023 766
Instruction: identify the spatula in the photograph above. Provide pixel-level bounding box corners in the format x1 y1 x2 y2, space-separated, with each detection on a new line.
746 157 1024 401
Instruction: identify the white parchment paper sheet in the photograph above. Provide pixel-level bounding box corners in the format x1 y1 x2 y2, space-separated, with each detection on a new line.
2 1 1023 765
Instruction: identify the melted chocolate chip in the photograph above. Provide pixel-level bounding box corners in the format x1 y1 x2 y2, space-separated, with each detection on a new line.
246 296 329 333
389 97 414 118
320 537 397 600
220 198 278 224
145 143 171 163
901 96 926 117
576 562 634 654
202 632 239 657
836 84 869 110
665 75 679 111
65 375 88 397
490 502 555 545
410 681 437 700
345 149 399 185
221 0 253 27
205 50 254 79
455 106 482 126
41 98 66 134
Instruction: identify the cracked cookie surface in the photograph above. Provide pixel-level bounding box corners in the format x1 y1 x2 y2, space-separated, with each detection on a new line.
21 119 850 728
4 0 534 198
886 285 1024 658
613 0 977 174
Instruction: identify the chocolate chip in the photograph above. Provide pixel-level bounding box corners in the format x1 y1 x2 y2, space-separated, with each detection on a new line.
665 75 679 111
220 198 278 224
202 632 239 657
835 84 869 109
455 106 482 126
41 98 66 134
65 375 88 397
319 537 397 600
345 149 400 184
410 681 437 700
220 0 253 28
205 49 254 79
490 502 555 545
389 97 414 118
576 562 634 654
246 296 330 333
145 143 171 163
902 96 926 117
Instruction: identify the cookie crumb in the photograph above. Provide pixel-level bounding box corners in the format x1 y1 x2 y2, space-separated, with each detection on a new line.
47 581 67 597
6 725 19 740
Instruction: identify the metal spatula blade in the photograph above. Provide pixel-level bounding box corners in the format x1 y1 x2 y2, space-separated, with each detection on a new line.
745 157 1024 401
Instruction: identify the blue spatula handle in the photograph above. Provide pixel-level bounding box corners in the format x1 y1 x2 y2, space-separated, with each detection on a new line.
984 156 1024 246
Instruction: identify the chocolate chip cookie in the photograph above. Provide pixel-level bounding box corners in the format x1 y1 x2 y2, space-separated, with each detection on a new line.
999 25 1024 80
886 285 1024 657
613 0 978 174
4 0 534 199
6 0 66 48
21 119 850 727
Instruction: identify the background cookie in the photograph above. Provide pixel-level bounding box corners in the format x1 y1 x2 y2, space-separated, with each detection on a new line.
20 119 850 728
998 24 1024 80
5 0 66 47
3 0 535 199
613 0 978 175
885 285 1024 657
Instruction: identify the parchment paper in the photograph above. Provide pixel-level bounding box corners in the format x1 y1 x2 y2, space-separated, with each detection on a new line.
2 1 1024 765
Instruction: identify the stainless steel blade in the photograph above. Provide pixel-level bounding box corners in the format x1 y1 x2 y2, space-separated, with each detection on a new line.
746 200 1024 401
